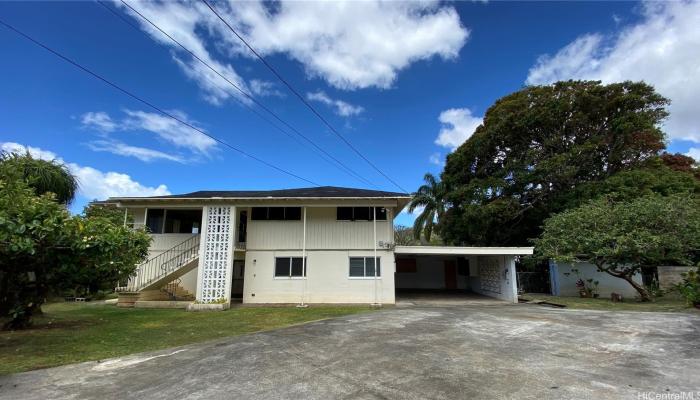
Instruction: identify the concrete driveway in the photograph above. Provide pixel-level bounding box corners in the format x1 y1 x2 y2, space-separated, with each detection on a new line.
1 304 699 400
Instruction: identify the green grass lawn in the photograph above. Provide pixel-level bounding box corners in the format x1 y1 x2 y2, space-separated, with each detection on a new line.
0 302 372 376
521 294 698 313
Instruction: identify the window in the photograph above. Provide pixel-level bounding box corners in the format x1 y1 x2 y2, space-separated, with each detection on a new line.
336 207 387 221
164 209 202 233
146 208 165 233
274 257 307 278
349 257 381 278
251 207 302 221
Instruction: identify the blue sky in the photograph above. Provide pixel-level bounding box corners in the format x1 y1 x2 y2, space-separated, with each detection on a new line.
1 1 698 226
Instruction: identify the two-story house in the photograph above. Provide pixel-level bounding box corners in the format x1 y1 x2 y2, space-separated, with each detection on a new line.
107 186 532 309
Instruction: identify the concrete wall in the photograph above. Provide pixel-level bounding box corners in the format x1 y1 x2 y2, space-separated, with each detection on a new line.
551 262 642 298
243 250 395 304
657 266 695 290
470 256 517 303
395 256 469 290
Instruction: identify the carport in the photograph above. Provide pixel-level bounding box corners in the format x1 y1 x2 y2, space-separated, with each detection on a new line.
394 246 534 303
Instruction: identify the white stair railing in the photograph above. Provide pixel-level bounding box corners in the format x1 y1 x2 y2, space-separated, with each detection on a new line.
117 234 200 292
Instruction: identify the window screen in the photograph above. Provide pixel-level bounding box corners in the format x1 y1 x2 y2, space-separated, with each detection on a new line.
252 207 268 220
337 207 353 220
252 207 302 221
285 207 302 220
275 257 306 278
349 257 381 277
336 207 387 221
268 207 285 220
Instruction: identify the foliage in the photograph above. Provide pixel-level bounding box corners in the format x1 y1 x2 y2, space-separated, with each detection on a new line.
394 225 443 246
660 152 700 179
0 173 150 330
675 266 700 306
440 80 670 246
394 225 419 246
0 151 77 205
534 194 700 301
407 173 445 242
83 203 133 226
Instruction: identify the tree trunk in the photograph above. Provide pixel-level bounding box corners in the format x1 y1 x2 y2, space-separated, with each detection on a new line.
603 270 651 302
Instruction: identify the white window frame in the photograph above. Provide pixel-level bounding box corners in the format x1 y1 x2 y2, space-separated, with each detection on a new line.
348 256 381 279
273 256 307 280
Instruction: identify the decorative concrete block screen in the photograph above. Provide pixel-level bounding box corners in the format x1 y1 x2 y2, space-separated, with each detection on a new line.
200 206 233 303
479 257 501 294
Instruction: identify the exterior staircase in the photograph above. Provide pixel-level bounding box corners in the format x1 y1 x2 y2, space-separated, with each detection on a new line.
116 234 200 307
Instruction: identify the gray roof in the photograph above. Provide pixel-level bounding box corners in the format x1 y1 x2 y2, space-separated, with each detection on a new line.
112 186 409 200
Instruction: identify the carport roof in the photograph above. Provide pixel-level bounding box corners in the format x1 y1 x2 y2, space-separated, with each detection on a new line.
394 246 534 256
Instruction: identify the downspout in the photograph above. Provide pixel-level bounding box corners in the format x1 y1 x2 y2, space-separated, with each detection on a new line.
373 206 380 306
123 208 128 227
298 206 308 308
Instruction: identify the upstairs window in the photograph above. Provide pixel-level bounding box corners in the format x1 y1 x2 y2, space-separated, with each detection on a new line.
336 207 387 221
274 257 306 278
251 207 302 221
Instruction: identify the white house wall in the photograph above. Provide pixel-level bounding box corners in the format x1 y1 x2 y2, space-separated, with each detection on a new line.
244 250 394 304
552 262 642 298
247 207 392 250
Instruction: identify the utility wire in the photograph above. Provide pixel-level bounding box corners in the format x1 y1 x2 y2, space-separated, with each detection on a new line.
107 0 377 189
97 1 357 187
0 18 319 186
201 0 408 194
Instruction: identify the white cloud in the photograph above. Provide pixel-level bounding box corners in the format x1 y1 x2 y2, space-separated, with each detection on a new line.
1 141 59 161
429 152 444 166
1 142 170 200
686 148 700 162
80 111 117 132
435 108 483 150
306 90 364 117
526 1 700 143
122 109 217 155
119 0 468 91
80 109 218 157
87 140 185 163
70 165 170 200
249 79 283 97
118 1 251 105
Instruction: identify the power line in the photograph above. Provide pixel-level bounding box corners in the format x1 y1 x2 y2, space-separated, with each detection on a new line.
201 0 408 194
0 18 319 186
104 0 377 189
96 1 359 186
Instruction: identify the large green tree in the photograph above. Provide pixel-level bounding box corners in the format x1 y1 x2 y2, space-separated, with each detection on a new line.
534 195 700 301
440 80 670 246
407 173 445 242
0 166 150 330
0 151 78 205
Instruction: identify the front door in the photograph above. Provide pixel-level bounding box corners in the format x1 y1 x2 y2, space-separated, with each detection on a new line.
444 260 457 290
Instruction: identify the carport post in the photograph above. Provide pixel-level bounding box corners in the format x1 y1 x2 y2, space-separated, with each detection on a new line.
506 256 518 303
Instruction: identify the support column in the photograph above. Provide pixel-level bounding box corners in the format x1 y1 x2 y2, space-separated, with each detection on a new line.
505 255 518 303
196 205 236 304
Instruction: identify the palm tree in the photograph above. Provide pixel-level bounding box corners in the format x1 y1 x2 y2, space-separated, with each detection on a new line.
408 173 445 242
0 151 78 205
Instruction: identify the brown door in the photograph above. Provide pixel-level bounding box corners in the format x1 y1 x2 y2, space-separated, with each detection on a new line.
444 260 457 290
